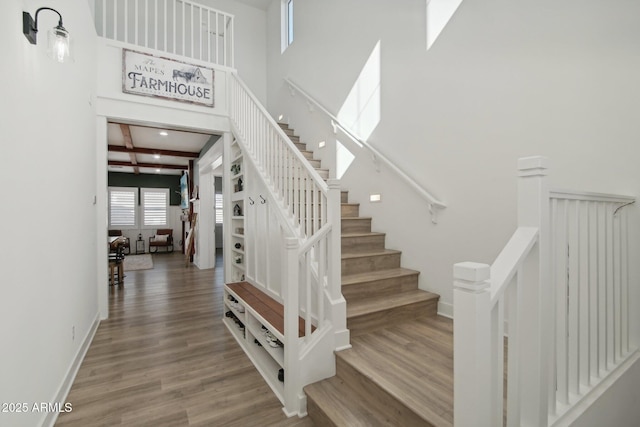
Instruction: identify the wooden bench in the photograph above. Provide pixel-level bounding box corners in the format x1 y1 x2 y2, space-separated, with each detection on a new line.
226 281 313 337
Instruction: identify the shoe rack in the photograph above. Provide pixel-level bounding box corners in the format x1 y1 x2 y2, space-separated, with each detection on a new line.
223 286 285 403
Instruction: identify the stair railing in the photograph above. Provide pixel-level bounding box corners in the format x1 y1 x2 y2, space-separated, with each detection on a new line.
228 72 345 416
95 0 234 67
454 156 637 426
285 77 446 223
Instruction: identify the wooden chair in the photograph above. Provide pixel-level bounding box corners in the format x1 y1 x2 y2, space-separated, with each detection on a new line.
108 243 125 286
108 230 130 255
149 229 174 253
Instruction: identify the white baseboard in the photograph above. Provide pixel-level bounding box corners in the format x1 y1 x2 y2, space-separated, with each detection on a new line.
437 301 453 319
334 328 352 352
43 313 100 427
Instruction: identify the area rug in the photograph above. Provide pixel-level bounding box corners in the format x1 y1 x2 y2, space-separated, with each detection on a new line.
123 254 154 271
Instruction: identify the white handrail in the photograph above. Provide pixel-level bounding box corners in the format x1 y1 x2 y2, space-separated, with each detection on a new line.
285 77 447 223
489 226 538 305
550 189 635 203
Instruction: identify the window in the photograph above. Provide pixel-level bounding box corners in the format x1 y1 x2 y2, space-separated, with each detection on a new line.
215 193 223 224
426 0 464 50
109 187 137 228
287 0 294 45
281 0 294 52
141 188 169 227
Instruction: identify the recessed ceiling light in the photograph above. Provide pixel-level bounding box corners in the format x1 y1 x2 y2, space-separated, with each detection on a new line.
159 131 168 136
154 154 161 159
156 169 161 173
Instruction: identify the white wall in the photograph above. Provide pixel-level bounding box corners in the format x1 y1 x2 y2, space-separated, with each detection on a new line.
199 0 268 103
264 0 640 324
0 1 99 426
96 40 231 128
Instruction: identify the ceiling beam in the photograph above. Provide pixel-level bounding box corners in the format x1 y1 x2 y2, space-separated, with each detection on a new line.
119 124 134 149
108 145 200 158
119 124 140 174
108 161 186 170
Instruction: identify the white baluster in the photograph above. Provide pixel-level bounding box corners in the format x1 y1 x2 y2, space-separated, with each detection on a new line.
154 0 158 49
172 0 176 53
230 16 234 67
124 0 128 43
113 0 117 40
605 204 614 366
190 3 194 58
215 12 219 65
318 236 326 328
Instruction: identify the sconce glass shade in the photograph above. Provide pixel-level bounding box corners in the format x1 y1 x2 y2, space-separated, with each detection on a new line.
47 25 70 63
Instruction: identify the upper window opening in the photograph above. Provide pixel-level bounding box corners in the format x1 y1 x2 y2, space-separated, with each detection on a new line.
282 0 294 52
426 0 464 50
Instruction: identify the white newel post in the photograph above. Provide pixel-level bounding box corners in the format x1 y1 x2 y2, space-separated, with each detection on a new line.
326 179 342 301
453 262 492 426
517 156 551 424
326 178 349 349
283 236 300 416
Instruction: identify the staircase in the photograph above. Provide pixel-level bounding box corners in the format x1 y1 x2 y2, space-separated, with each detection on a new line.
278 124 454 426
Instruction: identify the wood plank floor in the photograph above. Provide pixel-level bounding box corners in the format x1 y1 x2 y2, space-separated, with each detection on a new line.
56 253 314 427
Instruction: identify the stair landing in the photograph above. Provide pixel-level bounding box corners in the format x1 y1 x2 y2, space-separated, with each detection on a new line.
305 315 453 426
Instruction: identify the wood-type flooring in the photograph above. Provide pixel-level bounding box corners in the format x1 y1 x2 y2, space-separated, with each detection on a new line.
55 252 313 427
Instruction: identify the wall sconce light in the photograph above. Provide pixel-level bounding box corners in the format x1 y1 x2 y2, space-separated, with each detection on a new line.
23 7 71 63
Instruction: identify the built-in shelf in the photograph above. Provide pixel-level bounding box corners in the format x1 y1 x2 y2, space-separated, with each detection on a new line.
228 138 246 284
223 283 287 405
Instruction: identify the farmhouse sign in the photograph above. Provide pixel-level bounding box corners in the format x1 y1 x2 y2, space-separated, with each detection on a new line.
122 49 214 107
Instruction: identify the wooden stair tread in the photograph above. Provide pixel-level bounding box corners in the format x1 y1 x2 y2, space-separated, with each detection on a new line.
347 289 439 318
341 231 385 238
304 376 394 426
342 267 420 286
341 248 401 259
226 281 311 337
341 216 371 220
339 316 454 426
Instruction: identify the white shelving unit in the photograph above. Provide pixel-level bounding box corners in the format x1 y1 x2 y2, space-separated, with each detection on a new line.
223 286 285 403
229 140 245 282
